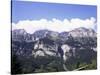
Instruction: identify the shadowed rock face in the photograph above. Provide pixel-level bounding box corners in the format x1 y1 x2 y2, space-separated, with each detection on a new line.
11 27 97 74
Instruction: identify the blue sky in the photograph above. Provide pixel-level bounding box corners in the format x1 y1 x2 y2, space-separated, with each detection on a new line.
12 1 97 23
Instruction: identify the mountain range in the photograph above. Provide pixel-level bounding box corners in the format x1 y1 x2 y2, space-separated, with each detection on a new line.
12 27 96 41
11 27 97 74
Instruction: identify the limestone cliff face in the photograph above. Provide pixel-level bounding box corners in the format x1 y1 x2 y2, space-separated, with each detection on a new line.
12 27 97 72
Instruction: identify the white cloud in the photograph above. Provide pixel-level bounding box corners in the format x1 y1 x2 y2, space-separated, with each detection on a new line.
12 17 96 34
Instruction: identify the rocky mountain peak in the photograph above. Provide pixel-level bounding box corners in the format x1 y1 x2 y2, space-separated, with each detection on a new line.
68 27 96 38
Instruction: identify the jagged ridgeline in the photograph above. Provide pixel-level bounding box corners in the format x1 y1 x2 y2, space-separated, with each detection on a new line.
11 27 97 74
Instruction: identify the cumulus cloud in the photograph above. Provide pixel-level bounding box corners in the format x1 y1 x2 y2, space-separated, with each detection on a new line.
12 17 96 34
